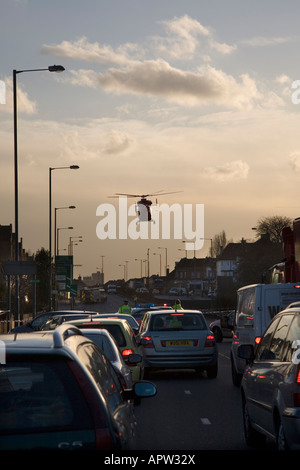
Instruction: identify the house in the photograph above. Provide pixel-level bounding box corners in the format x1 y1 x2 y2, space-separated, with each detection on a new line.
216 235 283 297
172 257 216 294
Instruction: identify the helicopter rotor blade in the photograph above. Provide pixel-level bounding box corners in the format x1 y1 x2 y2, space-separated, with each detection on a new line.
108 190 183 198
146 191 182 197
108 193 141 198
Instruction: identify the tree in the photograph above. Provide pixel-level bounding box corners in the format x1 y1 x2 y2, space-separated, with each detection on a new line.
211 230 231 257
35 248 50 311
254 215 292 243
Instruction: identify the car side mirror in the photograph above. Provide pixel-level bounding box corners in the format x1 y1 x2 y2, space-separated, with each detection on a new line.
238 344 255 361
127 353 142 364
134 381 157 398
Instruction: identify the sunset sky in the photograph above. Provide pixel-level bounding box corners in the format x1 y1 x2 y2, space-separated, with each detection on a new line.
1 0 300 281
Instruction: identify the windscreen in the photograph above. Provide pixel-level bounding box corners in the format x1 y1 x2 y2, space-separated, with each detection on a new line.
150 313 207 331
79 323 126 347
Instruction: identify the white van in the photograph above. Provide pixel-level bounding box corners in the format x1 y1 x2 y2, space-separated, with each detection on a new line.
230 282 300 385
107 284 117 294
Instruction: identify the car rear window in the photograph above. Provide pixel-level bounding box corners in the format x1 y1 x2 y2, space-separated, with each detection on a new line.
150 313 207 331
83 333 117 362
79 323 126 347
0 357 93 434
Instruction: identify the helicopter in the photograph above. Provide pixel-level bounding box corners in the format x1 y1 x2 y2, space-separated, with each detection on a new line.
109 190 181 222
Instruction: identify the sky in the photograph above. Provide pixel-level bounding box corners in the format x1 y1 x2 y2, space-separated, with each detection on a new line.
1 0 300 282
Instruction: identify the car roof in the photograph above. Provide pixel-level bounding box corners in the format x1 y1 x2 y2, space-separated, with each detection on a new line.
44 310 97 314
99 313 138 322
0 324 87 355
66 317 131 327
279 307 300 314
145 309 203 315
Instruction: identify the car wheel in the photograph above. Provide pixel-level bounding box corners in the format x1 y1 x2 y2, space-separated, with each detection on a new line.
242 399 266 448
206 363 218 378
276 419 289 450
231 355 242 386
212 327 223 343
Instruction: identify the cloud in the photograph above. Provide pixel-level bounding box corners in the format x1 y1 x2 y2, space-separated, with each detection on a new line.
95 61 259 108
155 15 236 59
60 126 135 161
103 130 136 155
203 160 250 181
154 15 210 59
241 36 294 47
41 15 236 67
289 152 300 172
39 16 250 110
41 37 142 67
61 60 259 109
0 77 37 115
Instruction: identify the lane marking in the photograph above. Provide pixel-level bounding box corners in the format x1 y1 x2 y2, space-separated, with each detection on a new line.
201 418 211 425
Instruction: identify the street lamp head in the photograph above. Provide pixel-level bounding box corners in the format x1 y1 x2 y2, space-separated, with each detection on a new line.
48 65 65 73
69 206 76 209
70 165 79 169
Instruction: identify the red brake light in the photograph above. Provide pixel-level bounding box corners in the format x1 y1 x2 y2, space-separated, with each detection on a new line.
293 366 300 406
141 336 154 348
255 336 261 345
205 334 215 347
294 285 300 289
82 321 101 325
296 366 300 383
122 349 134 358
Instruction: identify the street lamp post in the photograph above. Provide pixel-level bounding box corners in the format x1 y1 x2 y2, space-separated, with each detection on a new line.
153 252 162 276
158 247 168 276
68 236 83 255
13 65 64 322
49 166 79 310
55 206 76 256
57 227 73 256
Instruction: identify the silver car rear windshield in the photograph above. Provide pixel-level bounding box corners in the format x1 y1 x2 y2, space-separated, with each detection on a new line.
150 313 206 331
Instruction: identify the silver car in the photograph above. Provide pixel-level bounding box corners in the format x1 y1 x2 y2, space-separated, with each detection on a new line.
80 328 135 390
239 307 300 450
138 310 218 378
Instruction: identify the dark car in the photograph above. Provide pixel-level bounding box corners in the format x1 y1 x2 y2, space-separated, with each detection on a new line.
98 313 139 334
239 307 300 450
131 305 172 325
9 310 96 333
80 328 136 390
0 324 156 450
41 313 98 330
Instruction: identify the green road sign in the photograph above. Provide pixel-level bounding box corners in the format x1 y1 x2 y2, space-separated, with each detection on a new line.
55 255 73 291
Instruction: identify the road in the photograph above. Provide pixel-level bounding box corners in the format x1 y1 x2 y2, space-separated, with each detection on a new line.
134 339 247 451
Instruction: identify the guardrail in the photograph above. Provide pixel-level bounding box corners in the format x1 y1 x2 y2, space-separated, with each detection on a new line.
0 311 10 333
0 312 33 333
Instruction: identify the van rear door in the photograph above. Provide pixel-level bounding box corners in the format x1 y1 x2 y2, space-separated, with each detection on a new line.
262 284 300 333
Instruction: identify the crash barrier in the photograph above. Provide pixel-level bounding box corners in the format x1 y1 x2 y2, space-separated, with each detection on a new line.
0 312 32 333
0 311 10 333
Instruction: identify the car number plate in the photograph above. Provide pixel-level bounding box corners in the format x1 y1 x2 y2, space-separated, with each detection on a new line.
167 340 192 346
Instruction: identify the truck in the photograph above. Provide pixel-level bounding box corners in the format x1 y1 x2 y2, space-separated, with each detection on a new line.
230 282 300 386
